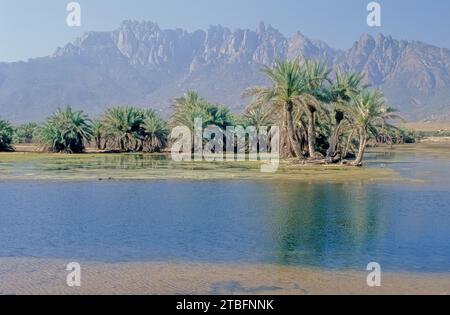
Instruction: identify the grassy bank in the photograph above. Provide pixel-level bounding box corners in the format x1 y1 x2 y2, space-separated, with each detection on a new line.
4 140 450 182
0 150 401 182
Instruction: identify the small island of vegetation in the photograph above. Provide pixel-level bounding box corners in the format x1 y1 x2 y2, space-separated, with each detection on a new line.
0 58 417 168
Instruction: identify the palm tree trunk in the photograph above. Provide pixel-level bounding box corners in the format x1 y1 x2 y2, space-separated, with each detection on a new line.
342 129 355 159
280 126 290 158
326 110 344 159
307 110 316 158
352 128 367 166
120 139 125 151
96 136 102 150
285 101 302 158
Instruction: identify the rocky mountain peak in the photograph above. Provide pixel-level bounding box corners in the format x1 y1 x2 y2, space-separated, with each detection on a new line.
3 21 450 123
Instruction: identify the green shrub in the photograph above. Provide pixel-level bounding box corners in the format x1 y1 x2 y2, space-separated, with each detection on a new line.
0 119 14 151
13 122 38 144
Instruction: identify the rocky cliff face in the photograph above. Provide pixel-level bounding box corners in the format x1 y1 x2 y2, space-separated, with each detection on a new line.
54 21 309 68
1 20 450 122
337 33 450 116
340 33 450 90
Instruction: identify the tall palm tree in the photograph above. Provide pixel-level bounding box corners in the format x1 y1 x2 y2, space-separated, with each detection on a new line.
171 91 234 153
38 106 93 153
298 59 332 158
345 90 401 166
207 104 234 129
244 59 305 158
242 103 273 130
172 91 233 129
91 120 105 150
141 109 169 153
326 70 366 161
171 91 212 130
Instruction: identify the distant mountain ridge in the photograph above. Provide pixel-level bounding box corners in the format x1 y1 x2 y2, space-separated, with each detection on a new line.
1 20 450 123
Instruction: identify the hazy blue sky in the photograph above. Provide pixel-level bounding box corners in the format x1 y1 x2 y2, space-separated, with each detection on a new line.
1 0 449 62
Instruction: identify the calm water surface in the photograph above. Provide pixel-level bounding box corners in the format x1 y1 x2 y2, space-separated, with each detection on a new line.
0 149 449 272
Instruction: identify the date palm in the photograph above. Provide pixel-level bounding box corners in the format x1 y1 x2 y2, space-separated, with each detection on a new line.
244 59 305 158
172 91 233 129
38 106 93 153
13 122 38 144
171 91 234 153
141 109 169 153
172 91 212 130
92 120 105 150
102 106 144 152
207 104 234 129
298 59 332 158
346 90 401 166
242 104 273 130
326 70 366 161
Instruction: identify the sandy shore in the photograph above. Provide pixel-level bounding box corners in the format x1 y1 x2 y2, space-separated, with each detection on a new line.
0 258 448 295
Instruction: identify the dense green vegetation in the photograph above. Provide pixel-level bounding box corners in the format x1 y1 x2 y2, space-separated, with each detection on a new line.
0 119 14 151
245 59 406 165
37 106 93 153
415 130 450 138
171 91 235 130
99 106 168 152
0 58 418 165
13 122 38 144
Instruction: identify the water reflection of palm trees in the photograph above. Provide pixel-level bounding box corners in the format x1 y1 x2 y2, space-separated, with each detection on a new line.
269 183 387 268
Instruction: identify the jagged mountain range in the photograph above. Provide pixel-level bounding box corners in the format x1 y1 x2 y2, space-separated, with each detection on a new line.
1 20 450 123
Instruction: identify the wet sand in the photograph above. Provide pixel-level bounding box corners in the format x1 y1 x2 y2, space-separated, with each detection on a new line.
0 258 448 295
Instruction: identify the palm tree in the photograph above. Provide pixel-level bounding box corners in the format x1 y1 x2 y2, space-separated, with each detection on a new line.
207 104 234 129
38 106 92 153
141 109 169 153
172 91 233 129
171 91 234 153
242 104 273 130
102 106 144 151
345 90 401 166
326 70 366 161
172 91 211 130
13 122 38 144
91 120 105 150
244 59 305 158
298 59 332 158
0 118 14 151
100 106 170 152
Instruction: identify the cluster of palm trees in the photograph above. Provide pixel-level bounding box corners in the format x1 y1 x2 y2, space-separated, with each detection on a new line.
171 91 235 131
0 57 412 165
36 106 169 153
13 122 38 144
244 59 404 165
94 107 168 153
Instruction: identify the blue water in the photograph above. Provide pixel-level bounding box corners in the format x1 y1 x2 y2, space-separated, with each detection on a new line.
0 151 449 272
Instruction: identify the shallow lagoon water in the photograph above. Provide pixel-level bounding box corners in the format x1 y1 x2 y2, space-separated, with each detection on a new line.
0 144 449 272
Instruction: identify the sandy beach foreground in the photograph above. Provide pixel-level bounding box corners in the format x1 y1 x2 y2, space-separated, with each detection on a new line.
0 258 448 295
